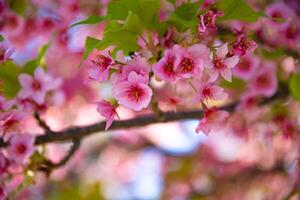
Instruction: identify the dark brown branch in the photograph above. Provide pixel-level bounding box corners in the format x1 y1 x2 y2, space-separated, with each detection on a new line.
37 139 81 175
0 84 289 148
34 112 53 133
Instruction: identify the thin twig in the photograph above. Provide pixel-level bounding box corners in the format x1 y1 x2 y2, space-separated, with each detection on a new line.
34 112 53 133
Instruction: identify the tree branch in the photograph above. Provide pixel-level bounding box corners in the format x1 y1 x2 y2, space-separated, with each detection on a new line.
34 112 53 133
0 84 289 148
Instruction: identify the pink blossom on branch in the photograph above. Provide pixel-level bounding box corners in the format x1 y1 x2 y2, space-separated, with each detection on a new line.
196 107 229 135
87 54 112 82
18 67 62 105
113 72 153 111
96 100 119 130
196 83 228 102
0 110 24 141
207 43 239 82
198 10 222 34
7 134 35 164
231 33 257 56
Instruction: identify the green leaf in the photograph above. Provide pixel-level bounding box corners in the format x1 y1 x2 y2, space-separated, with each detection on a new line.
0 35 4 42
217 0 264 22
70 16 106 27
168 13 198 32
0 61 21 98
260 48 285 59
289 73 300 101
174 1 202 20
136 0 160 26
83 37 102 60
123 11 143 34
8 0 28 16
220 76 246 89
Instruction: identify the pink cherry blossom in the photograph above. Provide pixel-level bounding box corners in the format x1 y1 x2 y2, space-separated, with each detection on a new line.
207 43 239 82
233 53 259 80
118 56 150 83
196 107 229 135
0 110 24 141
113 72 153 111
87 54 112 82
18 67 62 105
174 44 210 79
232 33 257 56
196 83 228 102
198 10 222 34
96 100 119 130
0 185 7 200
0 41 14 63
153 47 178 83
7 134 35 164
266 2 295 27
249 62 277 97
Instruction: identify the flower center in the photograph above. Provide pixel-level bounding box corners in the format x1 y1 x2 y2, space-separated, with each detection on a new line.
256 74 270 88
16 143 26 154
91 55 112 71
127 85 144 102
32 81 41 91
163 59 175 76
202 87 213 99
213 58 225 70
204 13 214 28
178 57 194 73
238 58 251 71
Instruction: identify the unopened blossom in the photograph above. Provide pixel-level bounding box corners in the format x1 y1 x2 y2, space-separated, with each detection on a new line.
232 33 257 56
233 53 259 80
0 41 14 63
7 134 35 164
198 10 222 34
207 43 239 82
249 62 277 97
153 47 178 82
87 54 112 82
18 67 62 104
113 71 153 111
196 83 228 102
0 110 24 141
96 100 119 130
174 44 210 79
196 107 229 135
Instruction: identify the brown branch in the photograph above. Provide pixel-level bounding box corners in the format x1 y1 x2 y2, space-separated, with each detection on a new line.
37 139 81 175
34 112 53 133
0 84 289 148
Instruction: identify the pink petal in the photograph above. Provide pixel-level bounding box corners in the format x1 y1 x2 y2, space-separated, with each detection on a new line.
224 55 239 68
220 67 232 82
18 74 32 88
216 43 228 59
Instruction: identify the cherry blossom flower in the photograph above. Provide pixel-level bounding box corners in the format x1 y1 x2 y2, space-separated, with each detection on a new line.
153 47 178 83
87 54 112 82
196 107 229 135
207 43 239 82
196 83 228 102
198 10 222 34
7 134 35 164
96 100 119 130
18 67 62 105
266 2 295 27
249 62 277 97
232 33 257 56
0 110 24 141
113 71 153 111
0 41 14 63
233 53 259 80
174 44 210 79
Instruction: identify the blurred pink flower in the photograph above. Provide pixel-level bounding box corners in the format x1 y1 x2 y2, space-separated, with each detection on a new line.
196 107 229 135
198 10 222 34
87 54 112 82
0 110 24 141
7 134 35 164
196 83 228 102
18 67 62 104
0 185 7 200
249 62 277 97
96 100 119 130
232 33 257 56
0 152 9 177
113 72 153 111
233 53 259 80
207 43 239 82
0 41 14 63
